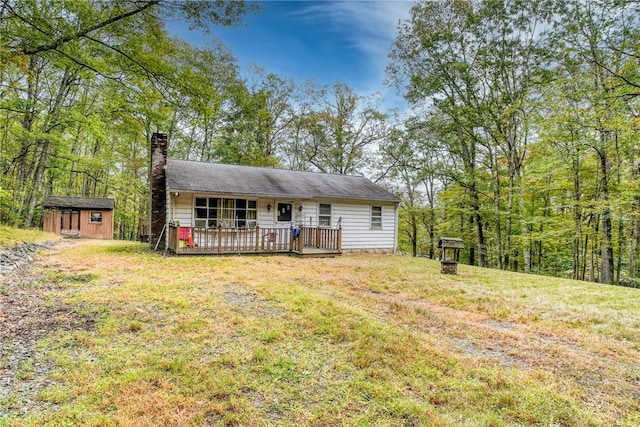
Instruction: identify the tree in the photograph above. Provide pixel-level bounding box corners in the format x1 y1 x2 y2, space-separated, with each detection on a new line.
216 68 295 166
379 117 447 258
389 0 561 269
379 128 423 257
1 1 253 59
292 83 388 175
550 0 638 284
0 0 254 227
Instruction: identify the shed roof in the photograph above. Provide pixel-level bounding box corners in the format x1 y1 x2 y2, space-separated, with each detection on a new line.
165 159 401 203
43 196 115 210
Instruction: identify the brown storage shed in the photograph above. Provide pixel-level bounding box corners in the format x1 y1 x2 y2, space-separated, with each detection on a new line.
43 196 115 239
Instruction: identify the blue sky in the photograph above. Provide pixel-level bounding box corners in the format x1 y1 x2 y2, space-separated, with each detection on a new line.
170 1 413 109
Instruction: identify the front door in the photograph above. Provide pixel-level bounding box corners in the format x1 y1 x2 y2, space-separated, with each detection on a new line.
276 202 292 225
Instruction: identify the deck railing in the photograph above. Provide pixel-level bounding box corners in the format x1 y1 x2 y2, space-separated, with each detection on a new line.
167 224 341 255
300 226 341 252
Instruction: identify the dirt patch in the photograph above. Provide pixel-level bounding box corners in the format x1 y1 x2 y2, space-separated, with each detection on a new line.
0 241 98 418
222 284 283 317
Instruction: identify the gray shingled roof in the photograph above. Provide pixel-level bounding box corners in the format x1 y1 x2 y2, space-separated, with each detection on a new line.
43 196 115 210
165 159 400 203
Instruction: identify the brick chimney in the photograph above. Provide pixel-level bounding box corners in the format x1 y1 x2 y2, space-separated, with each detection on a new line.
150 132 167 250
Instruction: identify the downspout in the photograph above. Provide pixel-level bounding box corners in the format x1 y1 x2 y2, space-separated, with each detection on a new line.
165 186 170 250
394 203 399 254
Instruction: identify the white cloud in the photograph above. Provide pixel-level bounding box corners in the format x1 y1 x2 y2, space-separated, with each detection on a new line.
331 1 411 55
292 1 411 56
290 1 412 105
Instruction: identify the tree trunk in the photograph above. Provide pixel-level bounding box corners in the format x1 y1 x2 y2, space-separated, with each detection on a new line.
631 188 640 279
598 150 614 284
589 239 597 283
581 234 588 281
428 208 435 259
489 148 503 269
631 214 639 280
572 146 582 280
616 216 623 285
424 176 436 260
24 139 50 227
458 131 486 267
23 66 77 226
520 176 532 274
468 214 475 266
505 174 514 271
631 158 640 279
410 214 418 257
470 182 486 268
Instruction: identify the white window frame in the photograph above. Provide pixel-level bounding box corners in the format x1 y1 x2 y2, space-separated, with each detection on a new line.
89 211 103 224
194 196 218 229
194 196 257 229
318 203 332 228
371 206 382 230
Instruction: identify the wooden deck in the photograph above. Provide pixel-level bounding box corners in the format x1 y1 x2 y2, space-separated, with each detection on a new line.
167 225 341 257
295 247 341 258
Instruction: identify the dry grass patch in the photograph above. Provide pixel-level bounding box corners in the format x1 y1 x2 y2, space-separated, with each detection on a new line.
2 240 639 426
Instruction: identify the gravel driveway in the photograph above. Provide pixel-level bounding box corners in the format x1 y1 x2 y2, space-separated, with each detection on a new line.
0 241 95 418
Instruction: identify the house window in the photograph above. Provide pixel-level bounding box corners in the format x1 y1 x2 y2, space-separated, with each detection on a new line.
235 199 257 228
371 206 382 230
277 202 292 222
90 211 103 224
194 197 219 228
319 203 331 227
194 197 257 229
220 198 235 228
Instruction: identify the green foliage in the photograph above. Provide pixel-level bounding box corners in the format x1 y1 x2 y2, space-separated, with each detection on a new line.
0 0 253 234
288 83 388 175
2 0 639 287
0 0 384 241
387 0 640 282
0 224 57 247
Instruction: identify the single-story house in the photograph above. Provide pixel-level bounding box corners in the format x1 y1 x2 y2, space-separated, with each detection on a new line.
43 196 115 239
149 133 401 256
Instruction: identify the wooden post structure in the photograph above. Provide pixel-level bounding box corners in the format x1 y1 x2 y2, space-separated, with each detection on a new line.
255 226 259 252
438 237 464 274
289 225 293 252
299 233 304 254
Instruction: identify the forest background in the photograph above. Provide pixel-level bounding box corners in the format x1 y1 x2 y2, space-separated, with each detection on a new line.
1 0 639 287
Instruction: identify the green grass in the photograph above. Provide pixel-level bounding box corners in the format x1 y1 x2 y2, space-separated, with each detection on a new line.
0 224 58 247
3 239 640 426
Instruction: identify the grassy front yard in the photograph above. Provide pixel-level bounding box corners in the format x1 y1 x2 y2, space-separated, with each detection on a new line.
2 239 639 426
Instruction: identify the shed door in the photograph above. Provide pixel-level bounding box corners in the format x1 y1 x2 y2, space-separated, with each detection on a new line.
61 209 80 234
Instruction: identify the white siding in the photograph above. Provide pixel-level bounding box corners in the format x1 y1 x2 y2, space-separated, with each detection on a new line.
258 198 276 228
168 192 194 226
298 202 317 227
167 193 301 230
166 191 398 252
331 201 397 252
259 199 313 229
